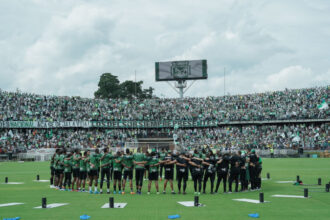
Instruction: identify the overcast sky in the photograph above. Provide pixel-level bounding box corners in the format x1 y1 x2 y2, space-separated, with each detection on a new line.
0 0 329 98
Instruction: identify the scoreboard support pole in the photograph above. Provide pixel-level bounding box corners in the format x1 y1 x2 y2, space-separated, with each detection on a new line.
176 80 186 98
166 80 196 98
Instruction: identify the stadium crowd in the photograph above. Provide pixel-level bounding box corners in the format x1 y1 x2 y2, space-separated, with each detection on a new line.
0 86 329 153
0 123 328 152
50 147 262 195
0 86 328 122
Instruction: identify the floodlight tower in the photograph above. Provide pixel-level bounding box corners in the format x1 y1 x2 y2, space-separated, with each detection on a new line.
155 60 208 98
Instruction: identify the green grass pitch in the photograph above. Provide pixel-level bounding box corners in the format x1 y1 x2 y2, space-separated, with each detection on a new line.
0 158 329 220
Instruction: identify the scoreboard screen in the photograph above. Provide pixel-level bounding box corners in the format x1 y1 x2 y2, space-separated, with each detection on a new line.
155 60 207 81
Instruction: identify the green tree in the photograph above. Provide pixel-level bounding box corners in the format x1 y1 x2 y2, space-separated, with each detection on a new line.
142 86 154 99
94 73 121 99
120 80 143 99
94 73 155 99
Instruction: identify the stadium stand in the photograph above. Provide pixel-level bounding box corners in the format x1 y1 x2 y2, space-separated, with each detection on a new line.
0 86 328 154
0 86 328 121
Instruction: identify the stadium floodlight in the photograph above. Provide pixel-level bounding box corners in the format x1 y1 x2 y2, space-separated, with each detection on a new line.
155 60 208 98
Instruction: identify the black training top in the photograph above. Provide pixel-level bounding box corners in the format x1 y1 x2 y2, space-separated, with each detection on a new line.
164 155 175 169
176 156 188 173
216 155 230 172
204 155 217 174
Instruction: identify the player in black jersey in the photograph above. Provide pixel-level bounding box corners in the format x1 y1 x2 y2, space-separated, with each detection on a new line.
202 151 217 194
189 150 204 195
228 151 240 193
176 152 189 194
50 149 58 188
215 152 230 193
144 151 150 180
238 151 247 191
162 152 176 194
248 149 258 190
255 155 262 189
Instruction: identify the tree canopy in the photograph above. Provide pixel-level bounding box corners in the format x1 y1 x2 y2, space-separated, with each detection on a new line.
94 73 154 99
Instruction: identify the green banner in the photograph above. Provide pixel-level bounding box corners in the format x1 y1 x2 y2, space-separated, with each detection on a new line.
0 120 218 129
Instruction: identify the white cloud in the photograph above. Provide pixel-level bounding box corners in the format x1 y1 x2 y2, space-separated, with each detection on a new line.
14 3 118 97
253 66 330 92
0 0 329 98
224 31 238 40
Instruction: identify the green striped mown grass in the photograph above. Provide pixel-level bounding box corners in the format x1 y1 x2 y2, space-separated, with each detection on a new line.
0 158 329 220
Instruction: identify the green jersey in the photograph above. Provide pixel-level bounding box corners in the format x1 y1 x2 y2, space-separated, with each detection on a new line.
112 156 123 172
258 157 262 168
122 155 134 171
80 157 87 172
64 159 72 173
133 153 146 169
54 154 60 169
145 155 151 164
72 153 80 169
86 156 91 172
159 152 166 161
109 153 114 167
57 154 65 170
148 157 159 173
100 153 112 169
89 154 100 170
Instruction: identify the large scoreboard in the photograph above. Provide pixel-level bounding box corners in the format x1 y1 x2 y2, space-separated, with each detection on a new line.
155 60 207 81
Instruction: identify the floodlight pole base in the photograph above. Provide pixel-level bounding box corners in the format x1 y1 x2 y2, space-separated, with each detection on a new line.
176 80 186 99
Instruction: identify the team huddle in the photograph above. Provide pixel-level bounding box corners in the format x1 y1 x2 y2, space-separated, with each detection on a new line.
50 147 263 195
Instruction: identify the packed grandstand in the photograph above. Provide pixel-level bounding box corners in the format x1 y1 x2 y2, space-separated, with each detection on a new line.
0 86 329 153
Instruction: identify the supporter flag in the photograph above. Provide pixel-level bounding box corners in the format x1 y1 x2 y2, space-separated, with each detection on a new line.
317 100 328 110
292 132 300 143
46 130 53 139
8 130 14 138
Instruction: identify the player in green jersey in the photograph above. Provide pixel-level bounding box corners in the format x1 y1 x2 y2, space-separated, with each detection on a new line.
100 148 112 194
63 152 73 191
147 151 160 194
159 148 166 180
88 149 100 194
85 150 91 183
57 149 66 190
122 148 134 194
133 148 147 194
71 149 81 191
109 149 114 181
112 151 123 194
78 151 88 192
